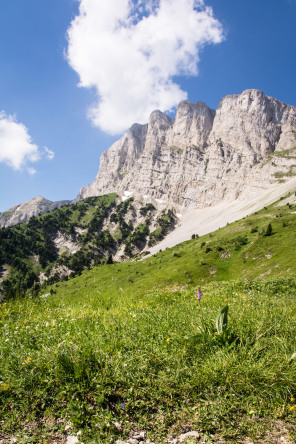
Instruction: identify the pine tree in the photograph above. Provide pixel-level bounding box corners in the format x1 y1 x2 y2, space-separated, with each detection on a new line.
106 255 113 264
265 223 273 236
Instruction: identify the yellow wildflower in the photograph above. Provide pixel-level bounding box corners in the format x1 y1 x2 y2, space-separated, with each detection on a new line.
166 338 170 343
290 405 295 412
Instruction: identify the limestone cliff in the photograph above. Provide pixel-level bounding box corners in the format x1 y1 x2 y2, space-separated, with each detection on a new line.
2 89 296 229
78 89 296 209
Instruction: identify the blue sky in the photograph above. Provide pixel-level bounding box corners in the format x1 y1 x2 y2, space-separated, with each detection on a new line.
0 0 295 212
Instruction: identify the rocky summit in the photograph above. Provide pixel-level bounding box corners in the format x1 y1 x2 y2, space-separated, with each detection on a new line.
0 196 71 228
78 89 296 210
1 89 296 230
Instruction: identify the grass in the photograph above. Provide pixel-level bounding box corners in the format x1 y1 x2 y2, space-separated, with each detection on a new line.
164 146 184 154
1 279 296 442
273 146 296 159
0 210 13 218
262 146 296 166
1 199 296 442
274 166 296 179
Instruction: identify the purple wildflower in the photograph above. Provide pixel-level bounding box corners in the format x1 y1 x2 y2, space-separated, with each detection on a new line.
197 287 202 301
121 402 125 410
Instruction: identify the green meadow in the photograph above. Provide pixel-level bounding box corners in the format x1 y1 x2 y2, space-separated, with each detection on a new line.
1 199 296 442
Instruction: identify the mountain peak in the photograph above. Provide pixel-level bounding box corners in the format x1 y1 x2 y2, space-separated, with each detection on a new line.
2 90 296 229
78 89 296 209
0 196 71 228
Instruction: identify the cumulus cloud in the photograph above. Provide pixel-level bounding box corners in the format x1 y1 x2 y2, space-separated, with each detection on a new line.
67 0 224 134
0 112 54 173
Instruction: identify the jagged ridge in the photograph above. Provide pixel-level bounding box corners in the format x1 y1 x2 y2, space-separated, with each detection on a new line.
78 89 296 209
1 89 296 229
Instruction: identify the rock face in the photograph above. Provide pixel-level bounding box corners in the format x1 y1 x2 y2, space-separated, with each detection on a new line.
78 89 296 210
0 196 71 228
2 90 296 229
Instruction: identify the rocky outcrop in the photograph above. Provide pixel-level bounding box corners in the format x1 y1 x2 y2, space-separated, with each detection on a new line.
0 196 71 228
209 89 296 154
78 89 296 210
78 123 148 199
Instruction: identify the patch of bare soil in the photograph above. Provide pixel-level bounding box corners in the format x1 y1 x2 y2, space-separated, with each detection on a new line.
0 419 67 443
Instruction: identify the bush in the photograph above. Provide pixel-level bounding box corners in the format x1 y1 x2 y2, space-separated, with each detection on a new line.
139 203 156 216
258 227 266 236
234 235 248 250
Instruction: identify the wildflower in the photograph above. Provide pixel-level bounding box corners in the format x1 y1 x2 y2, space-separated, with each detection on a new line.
290 405 295 412
197 287 202 301
291 396 295 403
166 338 171 343
121 402 125 410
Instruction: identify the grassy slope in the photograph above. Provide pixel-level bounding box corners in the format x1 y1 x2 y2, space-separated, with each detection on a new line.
1 194 176 297
49 198 296 302
1 200 296 443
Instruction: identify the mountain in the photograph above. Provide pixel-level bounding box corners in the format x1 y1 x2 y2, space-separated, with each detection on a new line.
1 89 296 240
0 194 178 297
0 195 71 228
78 89 296 209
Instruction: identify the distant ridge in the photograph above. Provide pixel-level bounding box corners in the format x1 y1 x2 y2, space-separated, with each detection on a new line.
0 196 71 228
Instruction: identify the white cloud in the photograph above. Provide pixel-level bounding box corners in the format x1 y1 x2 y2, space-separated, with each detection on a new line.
0 112 40 170
67 0 224 134
0 112 54 173
44 147 55 160
27 167 37 176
